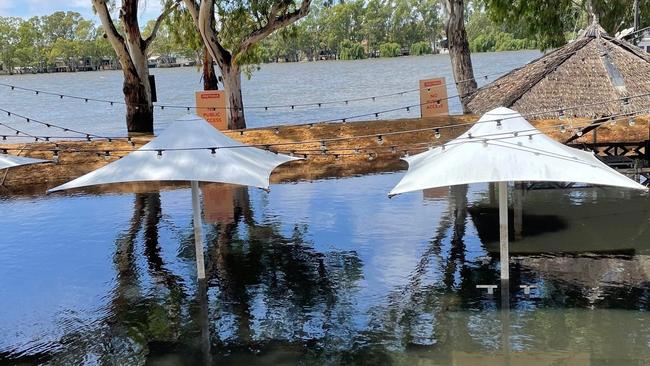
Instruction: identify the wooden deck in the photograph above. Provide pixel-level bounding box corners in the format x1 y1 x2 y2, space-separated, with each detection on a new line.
2 115 649 195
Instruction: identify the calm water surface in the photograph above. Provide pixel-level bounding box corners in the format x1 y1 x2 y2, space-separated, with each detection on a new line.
0 51 541 139
1 173 650 365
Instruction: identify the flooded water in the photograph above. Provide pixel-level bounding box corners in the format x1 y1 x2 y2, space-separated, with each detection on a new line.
2 173 650 365
2 52 650 364
0 51 541 140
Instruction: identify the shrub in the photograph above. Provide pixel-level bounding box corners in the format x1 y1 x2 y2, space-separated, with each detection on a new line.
410 41 432 56
379 42 401 57
339 40 366 60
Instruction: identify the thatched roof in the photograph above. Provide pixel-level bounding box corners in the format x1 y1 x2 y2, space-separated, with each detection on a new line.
466 21 650 120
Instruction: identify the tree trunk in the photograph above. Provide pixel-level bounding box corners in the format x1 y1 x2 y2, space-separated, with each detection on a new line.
221 63 245 129
123 69 154 133
444 0 476 113
202 47 219 90
93 0 157 134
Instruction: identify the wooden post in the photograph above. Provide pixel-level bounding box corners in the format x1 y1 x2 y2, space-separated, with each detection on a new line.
498 181 509 281
192 181 206 280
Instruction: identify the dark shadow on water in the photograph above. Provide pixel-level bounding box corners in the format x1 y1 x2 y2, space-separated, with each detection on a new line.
468 206 569 244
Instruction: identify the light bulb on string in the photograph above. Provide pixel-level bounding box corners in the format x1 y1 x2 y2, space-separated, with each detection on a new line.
434 129 441 139
560 125 567 133
210 148 217 157
496 120 502 130
377 135 384 145
52 150 60 164
576 130 583 137
629 116 636 126
156 150 163 159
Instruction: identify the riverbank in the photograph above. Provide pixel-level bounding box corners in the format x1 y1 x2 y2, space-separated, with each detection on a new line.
2 115 648 195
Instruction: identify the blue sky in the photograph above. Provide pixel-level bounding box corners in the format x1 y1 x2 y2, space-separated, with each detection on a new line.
0 0 160 22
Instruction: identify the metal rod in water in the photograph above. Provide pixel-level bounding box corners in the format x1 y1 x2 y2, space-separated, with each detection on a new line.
192 181 206 280
499 181 509 281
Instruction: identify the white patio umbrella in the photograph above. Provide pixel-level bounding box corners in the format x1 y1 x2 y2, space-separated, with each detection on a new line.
389 107 646 281
49 115 300 280
0 153 49 170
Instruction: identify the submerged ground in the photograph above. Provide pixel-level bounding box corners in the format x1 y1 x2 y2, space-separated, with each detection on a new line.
2 174 650 365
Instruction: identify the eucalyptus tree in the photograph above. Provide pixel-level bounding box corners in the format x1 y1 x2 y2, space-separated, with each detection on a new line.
166 5 220 90
180 0 313 129
92 0 178 134
442 0 477 113
485 0 650 49
0 17 20 73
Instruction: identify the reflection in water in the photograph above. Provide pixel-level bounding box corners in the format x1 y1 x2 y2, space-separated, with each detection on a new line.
3 177 650 365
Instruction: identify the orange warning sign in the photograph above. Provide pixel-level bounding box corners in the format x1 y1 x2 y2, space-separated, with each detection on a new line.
195 91 228 130
419 78 449 118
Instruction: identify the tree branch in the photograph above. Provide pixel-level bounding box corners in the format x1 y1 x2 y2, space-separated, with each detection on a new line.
195 0 233 67
234 0 312 62
181 0 200 23
92 0 137 73
144 1 180 49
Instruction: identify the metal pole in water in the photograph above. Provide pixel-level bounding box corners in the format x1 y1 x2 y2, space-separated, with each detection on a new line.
192 181 207 280
498 181 509 281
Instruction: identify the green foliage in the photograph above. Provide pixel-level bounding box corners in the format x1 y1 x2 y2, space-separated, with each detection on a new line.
467 10 537 52
260 0 444 61
379 42 401 57
0 12 116 73
339 40 365 60
410 41 432 56
484 0 650 50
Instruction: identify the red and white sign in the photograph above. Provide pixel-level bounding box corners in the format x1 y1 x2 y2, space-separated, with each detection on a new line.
195 91 228 130
419 77 449 118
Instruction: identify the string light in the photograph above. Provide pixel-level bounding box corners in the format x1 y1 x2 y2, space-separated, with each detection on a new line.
435 129 441 139
496 120 502 130
156 150 163 159
3 101 649 161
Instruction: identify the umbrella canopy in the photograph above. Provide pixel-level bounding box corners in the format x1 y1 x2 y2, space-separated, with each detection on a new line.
0 153 49 170
49 115 299 281
389 107 645 287
49 115 300 192
390 107 646 196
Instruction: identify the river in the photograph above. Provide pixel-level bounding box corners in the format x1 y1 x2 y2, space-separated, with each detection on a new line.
0 51 540 139
2 52 650 365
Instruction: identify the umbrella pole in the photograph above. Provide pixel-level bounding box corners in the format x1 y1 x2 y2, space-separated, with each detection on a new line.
498 181 509 281
192 181 206 280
